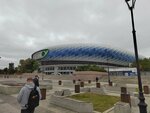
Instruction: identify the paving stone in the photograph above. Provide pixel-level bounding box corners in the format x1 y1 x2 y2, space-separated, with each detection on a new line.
0 103 19 113
0 99 3 103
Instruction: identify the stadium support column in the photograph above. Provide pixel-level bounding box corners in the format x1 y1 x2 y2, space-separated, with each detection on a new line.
54 66 58 75
125 0 147 112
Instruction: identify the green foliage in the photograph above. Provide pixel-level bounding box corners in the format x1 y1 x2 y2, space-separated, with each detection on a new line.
69 93 120 112
76 64 106 72
18 58 39 73
8 68 15 74
3 67 8 74
0 67 17 74
131 58 150 71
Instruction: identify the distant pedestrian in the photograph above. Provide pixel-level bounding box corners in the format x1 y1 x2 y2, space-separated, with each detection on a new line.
33 75 39 87
17 77 41 113
96 77 99 82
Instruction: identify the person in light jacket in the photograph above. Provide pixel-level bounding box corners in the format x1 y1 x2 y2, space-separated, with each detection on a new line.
17 77 41 113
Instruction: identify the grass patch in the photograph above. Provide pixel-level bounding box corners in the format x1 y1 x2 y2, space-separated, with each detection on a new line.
69 93 120 112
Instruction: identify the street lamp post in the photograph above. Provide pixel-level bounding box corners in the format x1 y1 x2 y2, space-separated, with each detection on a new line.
125 0 147 113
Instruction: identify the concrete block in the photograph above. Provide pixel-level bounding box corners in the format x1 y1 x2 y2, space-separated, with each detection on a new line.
54 89 71 96
90 87 106 94
63 81 74 87
80 87 90 93
0 84 21 94
50 94 93 113
130 96 139 107
114 102 131 113
0 103 20 113
62 89 71 96
54 91 64 96
0 99 3 103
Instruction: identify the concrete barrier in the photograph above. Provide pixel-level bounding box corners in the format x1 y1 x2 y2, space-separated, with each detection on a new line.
54 91 64 96
63 81 74 87
90 87 106 95
0 84 21 94
39 84 53 90
130 96 139 107
62 89 71 96
54 89 71 96
50 94 93 113
114 102 131 113
80 87 90 93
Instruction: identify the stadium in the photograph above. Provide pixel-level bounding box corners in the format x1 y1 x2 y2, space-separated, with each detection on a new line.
32 44 135 75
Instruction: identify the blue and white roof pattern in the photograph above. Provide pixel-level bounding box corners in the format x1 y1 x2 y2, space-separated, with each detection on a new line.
33 44 135 66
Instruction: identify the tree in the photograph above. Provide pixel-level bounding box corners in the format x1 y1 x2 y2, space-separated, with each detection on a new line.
18 58 39 73
131 58 150 71
3 67 8 74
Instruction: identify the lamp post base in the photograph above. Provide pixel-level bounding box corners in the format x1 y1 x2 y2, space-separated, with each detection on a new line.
138 94 147 113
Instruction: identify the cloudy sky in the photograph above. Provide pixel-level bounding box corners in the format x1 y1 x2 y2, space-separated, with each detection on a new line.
0 0 150 68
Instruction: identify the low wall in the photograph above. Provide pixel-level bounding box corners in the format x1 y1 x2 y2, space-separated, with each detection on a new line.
105 85 136 94
39 81 53 90
40 84 53 90
0 84 21 94
62 80 74 87
50 94 93 113
90 87 106 95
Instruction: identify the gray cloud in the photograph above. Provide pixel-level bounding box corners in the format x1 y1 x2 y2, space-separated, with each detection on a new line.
0 0 150 68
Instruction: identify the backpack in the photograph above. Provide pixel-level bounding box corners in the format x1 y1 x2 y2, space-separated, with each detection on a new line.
27 86 40 110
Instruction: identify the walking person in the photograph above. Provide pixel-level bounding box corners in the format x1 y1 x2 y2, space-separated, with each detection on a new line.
17 77 41 113
33 75 39 87
96 77 99 82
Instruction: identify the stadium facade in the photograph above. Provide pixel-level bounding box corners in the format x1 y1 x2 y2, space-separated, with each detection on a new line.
32 44 135 75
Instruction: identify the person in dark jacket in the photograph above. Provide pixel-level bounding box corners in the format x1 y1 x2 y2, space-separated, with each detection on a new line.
33 75 39 87
96 77 99 82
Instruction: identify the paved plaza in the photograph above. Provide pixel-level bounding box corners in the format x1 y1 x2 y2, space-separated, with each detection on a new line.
0 77 150 113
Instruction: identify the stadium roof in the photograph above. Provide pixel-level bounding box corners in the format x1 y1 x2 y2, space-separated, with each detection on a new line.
32 44 135 66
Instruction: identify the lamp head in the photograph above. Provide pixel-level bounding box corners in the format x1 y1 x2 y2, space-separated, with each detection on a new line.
125 0 136 9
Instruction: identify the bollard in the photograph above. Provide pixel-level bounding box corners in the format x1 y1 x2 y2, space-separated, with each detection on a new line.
75 85 80 93
80 81 84 87
58 80 62 85
96 82 101 88
121 93 131 106
121 87 127 94
40 88 46 100
88 80 91 84
73 80 76 84
109 81 113 86
143 85 149 94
